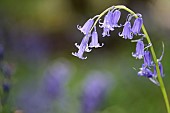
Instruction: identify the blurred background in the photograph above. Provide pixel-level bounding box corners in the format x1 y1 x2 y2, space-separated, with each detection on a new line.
0 0 170 113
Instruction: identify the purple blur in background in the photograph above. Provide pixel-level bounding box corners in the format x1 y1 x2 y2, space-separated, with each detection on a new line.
81 71 113 113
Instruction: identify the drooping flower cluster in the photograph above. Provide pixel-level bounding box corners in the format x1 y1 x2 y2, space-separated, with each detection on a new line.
72 6 164 85
137 47 164 85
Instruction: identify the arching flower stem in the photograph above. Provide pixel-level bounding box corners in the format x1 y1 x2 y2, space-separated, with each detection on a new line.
89 5 170 113
116 5 170 113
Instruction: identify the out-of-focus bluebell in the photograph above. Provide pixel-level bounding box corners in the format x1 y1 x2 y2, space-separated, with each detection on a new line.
81 71 113 113
0 44 4 61
41 59 72 99
1 62 13 78
2 81 10 93
8 26 48 63
1 80 11 105
16 59 73 113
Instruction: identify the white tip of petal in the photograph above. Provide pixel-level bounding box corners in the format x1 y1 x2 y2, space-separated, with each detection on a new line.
118 32 122 37
101 43 104 46
85 48 92 52
72 52 87 60
149 78 160 86
81 56 87 60
77 25 81 30
75 43 80 49
72 52 77 56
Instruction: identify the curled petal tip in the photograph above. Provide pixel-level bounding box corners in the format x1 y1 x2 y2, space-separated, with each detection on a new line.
85 48 92 52
149 78 160 86
77 25 81 29
75 43 80 49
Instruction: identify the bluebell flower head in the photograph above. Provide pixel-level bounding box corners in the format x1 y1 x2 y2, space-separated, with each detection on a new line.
111 10 121 27
42 60 71 99
99 11 114 30
1 63 13 78
1 81 11 105
154 62 164 77
77 18 94 35
144 51 152 67
119 21 133 39
2 82 10 93
72 35 91 59
138 65 153 78
81 71 111 113
132 40 144 59
132 17 143 35
99 11 114 37
89 27 104 48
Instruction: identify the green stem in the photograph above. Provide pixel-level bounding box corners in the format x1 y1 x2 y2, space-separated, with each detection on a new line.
90 5 170 113
117 5 170 113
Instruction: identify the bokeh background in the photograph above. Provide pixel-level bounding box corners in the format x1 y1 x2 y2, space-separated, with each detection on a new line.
0 0 170 113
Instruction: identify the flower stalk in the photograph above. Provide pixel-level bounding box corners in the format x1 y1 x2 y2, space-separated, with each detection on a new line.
115 5 170 113
73 5 170 113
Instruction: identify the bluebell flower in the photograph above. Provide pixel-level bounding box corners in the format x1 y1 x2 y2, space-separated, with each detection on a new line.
1 63 13 78
1 81 11 105
2 82 10 93
100 11 114 30
153 62 164 77
99 10 121 37
111 10 121 27
99 11 114 37
72 35 91 59
132 17 143 35
119 21 133 39
138 65 153 78
81 72 112 113
144 51 152 67
132 40 144 59
77 18 94 35
89 27 104 48
102 27 110 37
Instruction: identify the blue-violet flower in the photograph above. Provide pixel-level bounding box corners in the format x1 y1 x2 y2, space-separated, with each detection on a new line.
144 51 152 67
132 17 143 35
111 10 121 27
72 35 91 59
138 65 153 78
89 27 104 48
99 11 114 37
77 18 94 35
119 21 133 39
132 40 144 59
